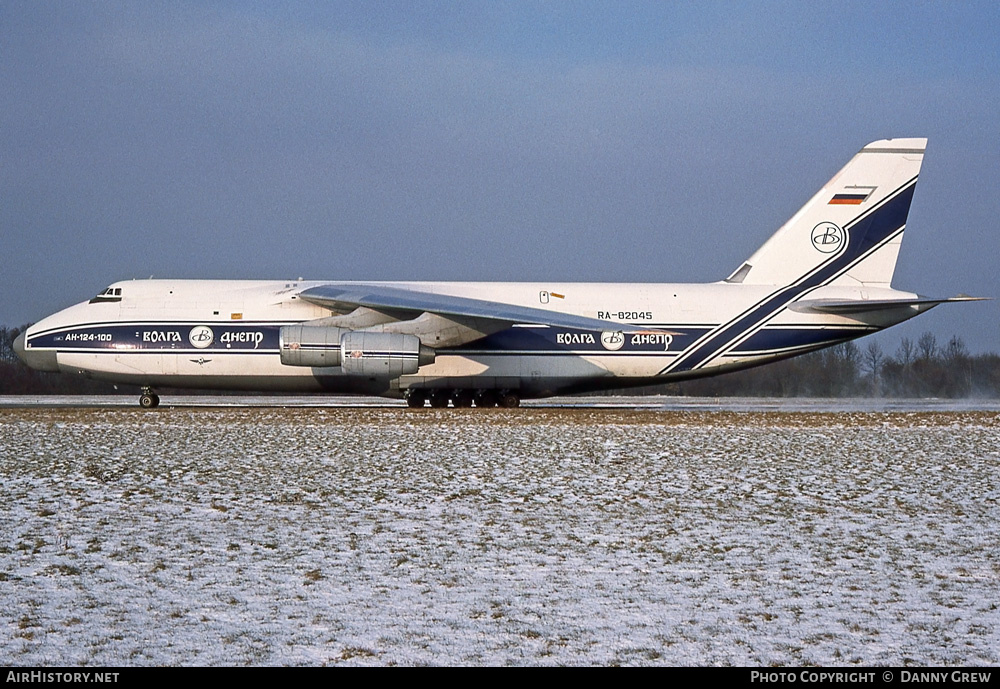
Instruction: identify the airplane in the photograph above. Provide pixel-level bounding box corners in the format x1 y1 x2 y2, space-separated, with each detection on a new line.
14 138 982 408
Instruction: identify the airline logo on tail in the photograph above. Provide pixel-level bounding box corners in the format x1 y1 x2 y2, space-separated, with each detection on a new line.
810 222 846 253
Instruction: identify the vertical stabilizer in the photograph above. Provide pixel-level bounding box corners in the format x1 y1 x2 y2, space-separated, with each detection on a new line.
729 138 926 288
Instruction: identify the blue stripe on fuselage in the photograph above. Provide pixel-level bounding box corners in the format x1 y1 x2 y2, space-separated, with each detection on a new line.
448 325 710 354
729 326 875 355
27 322 282 352
31 319 877 368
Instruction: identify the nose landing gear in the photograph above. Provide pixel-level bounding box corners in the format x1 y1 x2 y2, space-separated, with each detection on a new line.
139 387 160 409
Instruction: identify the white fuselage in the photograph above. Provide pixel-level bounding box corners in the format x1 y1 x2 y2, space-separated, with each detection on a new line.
20 278 925 398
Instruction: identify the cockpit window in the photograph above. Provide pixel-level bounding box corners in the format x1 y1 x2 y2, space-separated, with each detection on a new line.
89 286 123 304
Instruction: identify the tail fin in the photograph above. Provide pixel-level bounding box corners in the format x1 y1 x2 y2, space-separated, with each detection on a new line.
727 138 926 288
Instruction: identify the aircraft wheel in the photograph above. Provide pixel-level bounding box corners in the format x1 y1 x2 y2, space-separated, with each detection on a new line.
429 392 450 408
474 390 498 408
452 391 474 408
139 393 160 409
498 391 520 408
406 393 426 408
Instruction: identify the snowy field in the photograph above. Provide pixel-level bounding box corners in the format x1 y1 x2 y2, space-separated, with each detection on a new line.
1 398 999 666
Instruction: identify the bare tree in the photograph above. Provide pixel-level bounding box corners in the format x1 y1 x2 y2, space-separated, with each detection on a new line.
864 340 883 395
918 331 938 361
945 335 969 362
897 337 915 367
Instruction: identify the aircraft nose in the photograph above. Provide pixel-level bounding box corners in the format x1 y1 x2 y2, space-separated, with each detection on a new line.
13 332 26 362
13 331 60 372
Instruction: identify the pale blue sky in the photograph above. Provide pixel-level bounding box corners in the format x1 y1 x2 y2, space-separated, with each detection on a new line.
3 1 998 352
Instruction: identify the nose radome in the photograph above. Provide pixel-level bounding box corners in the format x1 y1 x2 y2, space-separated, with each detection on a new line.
13 332 26 362
13 331 60 372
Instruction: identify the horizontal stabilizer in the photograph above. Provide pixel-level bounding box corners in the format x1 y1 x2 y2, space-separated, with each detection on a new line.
790 295 988 315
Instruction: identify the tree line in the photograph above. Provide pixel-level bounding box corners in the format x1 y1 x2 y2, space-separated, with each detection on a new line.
662 333 1000 398
2 323 998 397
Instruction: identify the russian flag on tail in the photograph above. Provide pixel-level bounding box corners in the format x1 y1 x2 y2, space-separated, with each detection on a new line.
829 186 877 205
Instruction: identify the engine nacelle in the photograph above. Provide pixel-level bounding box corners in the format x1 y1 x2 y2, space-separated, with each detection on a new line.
280 325 435 376
341 331 433 377
279 325 347 367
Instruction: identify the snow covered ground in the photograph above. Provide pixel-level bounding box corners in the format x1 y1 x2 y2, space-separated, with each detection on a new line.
1 399 998 665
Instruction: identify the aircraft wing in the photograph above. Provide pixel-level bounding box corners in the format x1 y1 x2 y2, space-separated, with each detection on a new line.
298 283 664 334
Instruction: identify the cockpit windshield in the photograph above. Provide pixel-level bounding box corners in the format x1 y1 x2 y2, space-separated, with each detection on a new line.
89 287 123 304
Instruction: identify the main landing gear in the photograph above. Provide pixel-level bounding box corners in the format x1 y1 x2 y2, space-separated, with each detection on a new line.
404 389 520 409
139 386 160 409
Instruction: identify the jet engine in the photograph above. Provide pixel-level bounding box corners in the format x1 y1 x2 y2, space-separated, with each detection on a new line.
279 325 434 377
279 324 347 367
340 331 434 377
